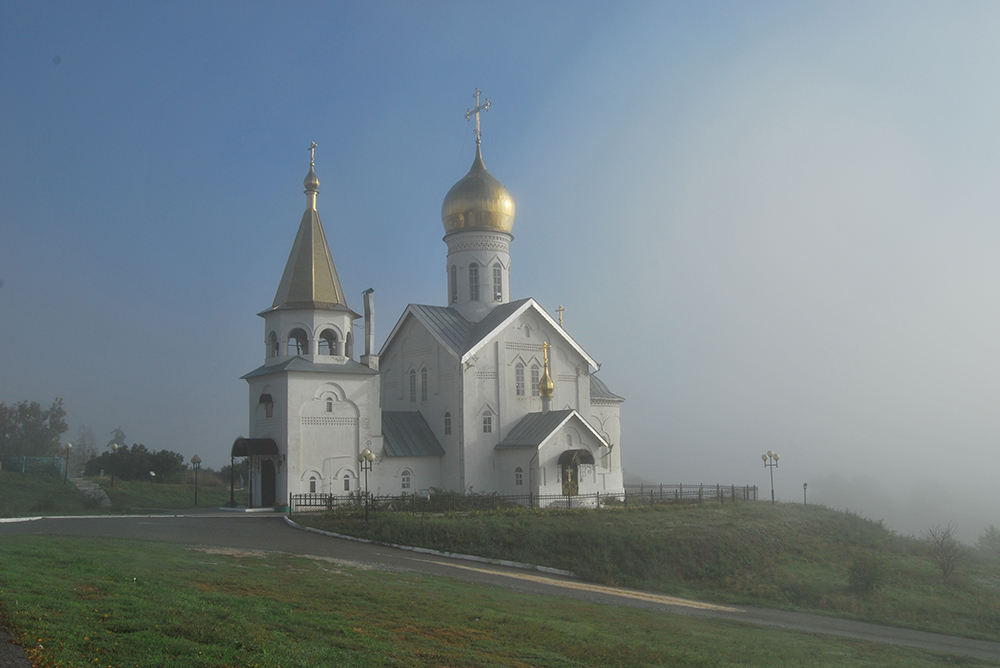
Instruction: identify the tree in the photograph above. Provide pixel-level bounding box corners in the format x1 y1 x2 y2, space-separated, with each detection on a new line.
84 443 188 483
925 524 966 579
0 398 68 465
976 525 1000 559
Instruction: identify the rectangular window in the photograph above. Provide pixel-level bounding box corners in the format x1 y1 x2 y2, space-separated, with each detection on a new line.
343 477 350 492
444 413 452 435
450 266 458 303
420 368 428 402
493 264 502 301
409 370 416 402
469 263 480 301
515 364 525 396
402 473 411 490
531 366 540 397
516 468 523 486
483 414 492 433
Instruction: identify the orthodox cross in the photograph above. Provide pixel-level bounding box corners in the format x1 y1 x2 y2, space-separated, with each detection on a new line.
556 305 566 327
465 88 491 145
308 141 317 166
541 341 551 365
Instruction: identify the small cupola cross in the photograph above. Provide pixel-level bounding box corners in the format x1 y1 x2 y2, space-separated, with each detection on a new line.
465 88 491 145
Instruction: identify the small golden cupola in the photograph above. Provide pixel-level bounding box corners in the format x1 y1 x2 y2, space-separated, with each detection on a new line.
539 342 555 399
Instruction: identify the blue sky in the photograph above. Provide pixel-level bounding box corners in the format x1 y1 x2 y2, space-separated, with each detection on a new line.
3 1 1000 539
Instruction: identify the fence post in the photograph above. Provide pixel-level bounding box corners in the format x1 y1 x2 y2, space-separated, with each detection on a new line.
698 484 703 504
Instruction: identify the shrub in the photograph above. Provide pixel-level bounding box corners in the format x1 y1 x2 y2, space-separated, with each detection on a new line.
925 524 965 579
846 549 889 596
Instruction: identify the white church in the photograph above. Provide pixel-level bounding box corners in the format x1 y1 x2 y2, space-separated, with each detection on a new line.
233 103 624 507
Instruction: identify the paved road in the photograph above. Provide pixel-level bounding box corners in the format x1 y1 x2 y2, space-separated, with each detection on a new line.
3 513 1000 662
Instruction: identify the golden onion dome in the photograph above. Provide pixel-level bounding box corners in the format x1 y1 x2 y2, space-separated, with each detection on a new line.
304 165 320 192
442 145 515 235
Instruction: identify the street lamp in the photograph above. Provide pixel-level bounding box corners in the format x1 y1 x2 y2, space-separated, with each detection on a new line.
111 442 119 487
803 482 808 505
63 442 72 484
191 454 202 506
357 447 376 523
761 450 779 504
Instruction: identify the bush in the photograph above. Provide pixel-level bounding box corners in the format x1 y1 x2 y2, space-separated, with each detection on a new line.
976 525 1000 559
925 524 966 579
847 549 889 595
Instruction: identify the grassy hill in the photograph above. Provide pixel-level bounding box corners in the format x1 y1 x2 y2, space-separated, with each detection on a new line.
0 470 233 515
295 501 1000 641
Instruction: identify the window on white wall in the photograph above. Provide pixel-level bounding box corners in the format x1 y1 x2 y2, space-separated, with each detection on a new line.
420 367 428 402
531 366 540 397
493 263 502 301
401 469 412 490
483 412 492 433
288 328 309 355
444 412 452 435
343 477 350 492
469 263 480 301
450 265 458 303
268 332 279 357
319 329 338 355
326 398 333 413
309 476 317 493
515 467 523 486
409 369 416 402
515 363 525 396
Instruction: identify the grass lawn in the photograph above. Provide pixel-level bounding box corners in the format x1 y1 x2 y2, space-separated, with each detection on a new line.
293 502 1000 642
1 535 996 668
0 471 235 516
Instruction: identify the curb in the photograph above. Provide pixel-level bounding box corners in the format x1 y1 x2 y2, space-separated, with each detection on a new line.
283 515 576 578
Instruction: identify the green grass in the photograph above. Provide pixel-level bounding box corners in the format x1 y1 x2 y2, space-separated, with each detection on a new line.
294 502 1000 641
1 535 995 668
97 478 235 511
0 471 234 516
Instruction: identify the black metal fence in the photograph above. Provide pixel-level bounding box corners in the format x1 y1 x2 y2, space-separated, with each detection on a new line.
289 484 757 514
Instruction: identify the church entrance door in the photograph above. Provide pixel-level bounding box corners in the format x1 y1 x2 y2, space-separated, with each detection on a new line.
561 463 579 496
261 460 276 507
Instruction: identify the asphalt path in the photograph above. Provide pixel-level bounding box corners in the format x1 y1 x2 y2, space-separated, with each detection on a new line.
2 513 1000 663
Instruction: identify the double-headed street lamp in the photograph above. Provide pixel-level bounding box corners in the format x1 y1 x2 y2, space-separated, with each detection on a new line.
357 447 376 523
64 442 72 484
761 450 779 504
191 454 202 506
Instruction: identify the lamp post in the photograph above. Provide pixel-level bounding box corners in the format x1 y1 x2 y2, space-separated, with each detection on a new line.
64 443 72 484
761 450 779 504
191 454 202 506
803 482 808 505
111 442 118 487
357 447 376 523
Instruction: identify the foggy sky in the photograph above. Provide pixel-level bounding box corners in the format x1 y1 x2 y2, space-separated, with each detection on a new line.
2 1 999 541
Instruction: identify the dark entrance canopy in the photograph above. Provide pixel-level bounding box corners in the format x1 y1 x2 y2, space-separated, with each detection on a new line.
230 437 279 458
557 449 595 466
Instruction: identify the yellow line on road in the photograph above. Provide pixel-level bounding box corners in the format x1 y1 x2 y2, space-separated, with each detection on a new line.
428 560 744 612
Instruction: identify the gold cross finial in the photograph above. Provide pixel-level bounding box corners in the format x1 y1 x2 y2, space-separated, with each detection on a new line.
308 142 317 166
541 341 551 363
556 305 565 327
465 88 491 146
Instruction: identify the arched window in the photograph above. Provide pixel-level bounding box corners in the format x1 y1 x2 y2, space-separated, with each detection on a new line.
268 332 279 357
482 412 493 434
287 328 309 355
259 393 274 419
309 476 317 493
319 329 338 355
409 369 417 402
515 363 525 396
531 365 540 397
401 469 412 490
420 367 428 402
450 265 458 304
345 331 354 359
444 412 452 435
469 263 480 301
515 467 523 486
493 263 502 301
326 398 333 413
343 476 351 491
